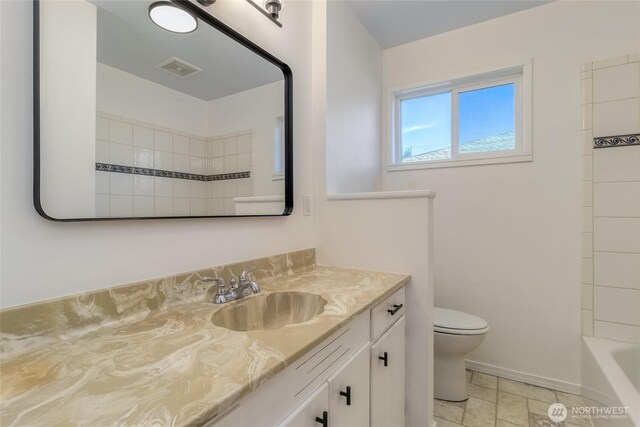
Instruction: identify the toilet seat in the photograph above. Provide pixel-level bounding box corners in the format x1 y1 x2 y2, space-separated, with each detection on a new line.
434 307 489 335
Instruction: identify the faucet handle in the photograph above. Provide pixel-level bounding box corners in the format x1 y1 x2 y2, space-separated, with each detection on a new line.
239 266 256 282
203 277 226 294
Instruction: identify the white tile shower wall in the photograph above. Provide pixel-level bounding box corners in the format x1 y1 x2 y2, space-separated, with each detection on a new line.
209 130 254 216
581 60 595 337
581 53 640 344
95 112 254 217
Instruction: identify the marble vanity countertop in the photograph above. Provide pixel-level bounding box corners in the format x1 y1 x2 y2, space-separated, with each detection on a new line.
0 266 409 427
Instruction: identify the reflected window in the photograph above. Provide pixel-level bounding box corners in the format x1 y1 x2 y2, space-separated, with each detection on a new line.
273 115 285 180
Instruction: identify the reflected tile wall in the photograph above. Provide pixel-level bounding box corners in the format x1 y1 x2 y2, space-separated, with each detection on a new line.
95 112 254 217
208 130 255 216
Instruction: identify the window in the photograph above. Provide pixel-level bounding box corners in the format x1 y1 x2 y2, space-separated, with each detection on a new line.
273 115 285 180
389 64 531 169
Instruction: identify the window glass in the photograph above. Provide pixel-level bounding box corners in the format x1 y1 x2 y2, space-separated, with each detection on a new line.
391 66 529 169
400 92 451 162
458 83 515 154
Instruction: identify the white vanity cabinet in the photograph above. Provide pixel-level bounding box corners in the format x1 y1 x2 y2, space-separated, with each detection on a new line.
371 317 406 427
369 286 406 427
280 343 371 427
206 286 406 427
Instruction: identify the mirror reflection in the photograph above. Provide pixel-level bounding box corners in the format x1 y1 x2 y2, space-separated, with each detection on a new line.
37 0 290 219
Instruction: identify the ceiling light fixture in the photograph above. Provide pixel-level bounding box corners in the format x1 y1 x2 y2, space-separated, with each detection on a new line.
246 0 283 27
264 0 282 19
149 2 198 34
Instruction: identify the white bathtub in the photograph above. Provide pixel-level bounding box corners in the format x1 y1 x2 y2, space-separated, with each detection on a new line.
582 337 639 427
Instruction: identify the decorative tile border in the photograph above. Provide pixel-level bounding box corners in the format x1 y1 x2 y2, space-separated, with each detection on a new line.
95 163 250 181
593 133 640 149
210 171 251 181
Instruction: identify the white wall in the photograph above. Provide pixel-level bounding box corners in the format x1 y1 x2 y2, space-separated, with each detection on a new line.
207 81 284 196
326 1 382 193
97 63 209 136
39 0 96 218
382 1 640 386
0 0 315 308
317 194 434 427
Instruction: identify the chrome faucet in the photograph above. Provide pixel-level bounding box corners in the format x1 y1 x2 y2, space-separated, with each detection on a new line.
204 267 260 304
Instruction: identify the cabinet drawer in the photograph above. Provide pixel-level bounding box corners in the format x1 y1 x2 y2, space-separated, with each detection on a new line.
371 287 405 341
215 311 369 427
290 310 369 400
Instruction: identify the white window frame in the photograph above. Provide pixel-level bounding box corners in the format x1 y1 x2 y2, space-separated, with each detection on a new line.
387 61 532 171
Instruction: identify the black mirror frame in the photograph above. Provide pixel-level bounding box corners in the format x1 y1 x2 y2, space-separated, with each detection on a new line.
33 0 293 221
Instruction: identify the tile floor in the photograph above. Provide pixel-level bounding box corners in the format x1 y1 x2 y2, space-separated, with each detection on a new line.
434 370 595 427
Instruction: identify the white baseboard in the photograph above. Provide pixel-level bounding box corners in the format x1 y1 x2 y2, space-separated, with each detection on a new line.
465 359 582 395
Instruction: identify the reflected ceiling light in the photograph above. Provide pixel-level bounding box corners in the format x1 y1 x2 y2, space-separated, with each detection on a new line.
149 2 198 34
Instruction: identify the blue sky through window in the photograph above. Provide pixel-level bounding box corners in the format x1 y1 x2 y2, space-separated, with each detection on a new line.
401 83 515 160
401 92 451 159
459 83 515 146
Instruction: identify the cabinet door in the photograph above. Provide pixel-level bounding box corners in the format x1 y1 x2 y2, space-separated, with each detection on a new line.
328 343 370 427
371 316 405 427
278 382 329 427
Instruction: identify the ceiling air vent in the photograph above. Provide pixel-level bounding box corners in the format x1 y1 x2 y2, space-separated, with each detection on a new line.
156 57 202 78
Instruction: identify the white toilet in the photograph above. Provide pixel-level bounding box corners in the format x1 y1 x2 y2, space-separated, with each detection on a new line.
434 307 489 401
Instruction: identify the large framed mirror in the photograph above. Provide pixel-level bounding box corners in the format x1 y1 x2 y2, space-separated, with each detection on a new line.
34 0 292 220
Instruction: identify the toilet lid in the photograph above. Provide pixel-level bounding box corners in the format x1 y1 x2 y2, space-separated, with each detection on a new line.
434 307 489 335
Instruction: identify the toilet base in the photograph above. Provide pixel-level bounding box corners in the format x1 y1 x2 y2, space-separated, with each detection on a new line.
434 352 469 401
434 331 487 402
